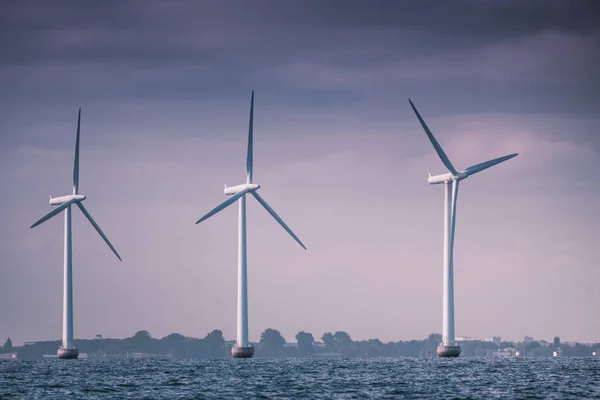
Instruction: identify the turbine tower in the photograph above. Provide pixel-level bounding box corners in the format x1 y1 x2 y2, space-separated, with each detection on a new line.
409 99 517 358
30 108 122 359
195 91 306 358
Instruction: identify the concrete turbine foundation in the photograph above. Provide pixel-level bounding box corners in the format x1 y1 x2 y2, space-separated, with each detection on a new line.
57 346 79 359
437 344 461 358
232 345 254 358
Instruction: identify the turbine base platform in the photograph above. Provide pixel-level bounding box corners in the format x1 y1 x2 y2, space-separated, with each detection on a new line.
437 344 461 358
232 345 254 358
57 346 79 359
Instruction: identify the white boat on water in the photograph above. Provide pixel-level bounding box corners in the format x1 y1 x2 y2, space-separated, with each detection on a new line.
553 347 562 357
493 347 515 358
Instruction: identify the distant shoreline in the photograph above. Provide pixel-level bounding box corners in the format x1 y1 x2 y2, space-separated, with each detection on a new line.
2 330 598 360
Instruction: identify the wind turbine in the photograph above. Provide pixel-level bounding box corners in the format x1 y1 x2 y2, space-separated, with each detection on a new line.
30 108 122 359
409 99 517 358
195 91 306 358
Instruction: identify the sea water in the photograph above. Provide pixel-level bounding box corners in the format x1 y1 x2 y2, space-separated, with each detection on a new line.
1 357 598 399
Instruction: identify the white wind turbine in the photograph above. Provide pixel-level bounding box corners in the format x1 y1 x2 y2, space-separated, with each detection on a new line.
30 108 122 359
195 91 306 358
409 99 517 357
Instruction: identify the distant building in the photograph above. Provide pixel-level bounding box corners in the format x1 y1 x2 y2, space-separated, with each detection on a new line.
455 336 472 342
95 334 104 340
484 336 501 344
521 336 534 343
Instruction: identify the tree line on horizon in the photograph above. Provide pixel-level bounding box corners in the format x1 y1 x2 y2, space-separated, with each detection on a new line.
2 330 598 360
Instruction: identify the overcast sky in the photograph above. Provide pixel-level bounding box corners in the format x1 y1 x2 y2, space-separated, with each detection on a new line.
1 1 599 346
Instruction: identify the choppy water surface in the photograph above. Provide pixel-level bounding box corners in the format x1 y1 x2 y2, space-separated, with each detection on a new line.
1 357 599 399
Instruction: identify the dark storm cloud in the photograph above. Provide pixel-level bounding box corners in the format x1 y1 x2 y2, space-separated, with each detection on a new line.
0 0 596 155
0 0 598 137
2 0 598 66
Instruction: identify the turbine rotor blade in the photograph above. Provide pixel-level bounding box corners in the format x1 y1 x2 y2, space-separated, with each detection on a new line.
30 198 79 228
246 90 254 184
408 99 458 175
76 202 122 261
195 188 251 224
251 191 306 250
73 107 81 194
463 153 518 177
449 180 460 251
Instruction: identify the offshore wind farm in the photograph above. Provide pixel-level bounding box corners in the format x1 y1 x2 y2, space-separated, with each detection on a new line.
21 96 518 362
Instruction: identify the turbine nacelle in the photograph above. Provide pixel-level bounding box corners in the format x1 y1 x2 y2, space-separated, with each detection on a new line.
224 183 260 196
49 194 86 206
428 172 467 185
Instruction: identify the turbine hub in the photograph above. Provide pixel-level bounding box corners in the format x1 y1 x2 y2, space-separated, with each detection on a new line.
453 172 468 180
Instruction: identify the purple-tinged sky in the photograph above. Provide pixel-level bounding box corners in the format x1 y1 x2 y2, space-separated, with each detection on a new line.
1 1 599 345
